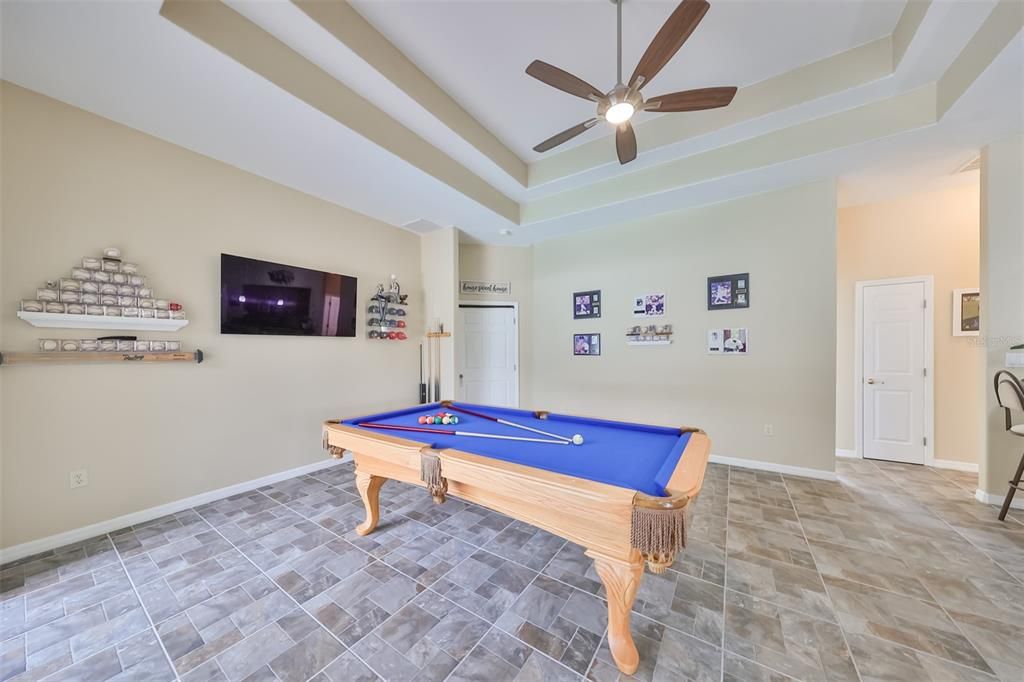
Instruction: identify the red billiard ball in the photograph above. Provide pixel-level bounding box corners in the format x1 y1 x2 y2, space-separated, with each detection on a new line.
418 416 427 424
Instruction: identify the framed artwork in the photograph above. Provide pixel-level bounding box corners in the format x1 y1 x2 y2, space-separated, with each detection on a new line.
953 288 980 336
574 290 601 319
633 292 666 317
573 333 601 356
708 273 750 310
708 328 748 354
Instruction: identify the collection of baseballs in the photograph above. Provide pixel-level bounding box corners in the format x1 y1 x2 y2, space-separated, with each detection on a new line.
20 247 188 352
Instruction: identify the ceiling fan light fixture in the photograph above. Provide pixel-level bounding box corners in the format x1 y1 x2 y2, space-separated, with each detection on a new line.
604 101 635 125
526 0 737 164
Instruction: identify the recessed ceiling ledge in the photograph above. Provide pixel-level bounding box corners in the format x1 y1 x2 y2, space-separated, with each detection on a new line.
159 0 521 224
292 0 528 188
521 83 939 225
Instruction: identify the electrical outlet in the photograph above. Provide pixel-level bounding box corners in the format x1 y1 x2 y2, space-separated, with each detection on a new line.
763 424 774 437
69 470 88 489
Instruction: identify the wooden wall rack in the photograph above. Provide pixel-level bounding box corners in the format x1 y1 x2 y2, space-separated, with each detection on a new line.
0 350 204 366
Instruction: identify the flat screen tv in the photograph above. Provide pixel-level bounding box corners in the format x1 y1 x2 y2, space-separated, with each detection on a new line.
220 254 357 337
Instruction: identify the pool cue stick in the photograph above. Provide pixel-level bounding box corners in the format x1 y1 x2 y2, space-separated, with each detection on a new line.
433 323 441 400
427 334 434 402
419 344 427 404
358 422 568 445
442 403 571 442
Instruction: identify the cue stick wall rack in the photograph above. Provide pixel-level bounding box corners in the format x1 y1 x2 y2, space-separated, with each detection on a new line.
0 350 204 366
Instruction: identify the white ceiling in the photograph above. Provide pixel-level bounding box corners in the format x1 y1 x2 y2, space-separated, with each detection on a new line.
1 0 1020 245
352 0 907 160
0 0 516 234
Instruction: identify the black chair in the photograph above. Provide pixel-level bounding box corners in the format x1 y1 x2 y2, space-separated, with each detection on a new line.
994 370 1024 521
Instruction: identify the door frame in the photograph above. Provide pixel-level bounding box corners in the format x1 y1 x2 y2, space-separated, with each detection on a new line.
456 300 520 408
853 275 935 465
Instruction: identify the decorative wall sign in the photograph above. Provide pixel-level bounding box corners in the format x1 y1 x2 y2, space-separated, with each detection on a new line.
460 280 511 295
708 328 748 354
573 290 601 319
953 288 980 336
573 333 601 356
633 293 665 317
707 273 749 310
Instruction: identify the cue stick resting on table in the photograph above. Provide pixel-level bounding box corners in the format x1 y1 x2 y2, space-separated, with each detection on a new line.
441 402 585 445
358 421 572 445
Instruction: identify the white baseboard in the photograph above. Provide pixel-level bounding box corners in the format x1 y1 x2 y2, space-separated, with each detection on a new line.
975 487 1024 510
932 459 979 473
709 454 838 482
834 449 979 473
1 455 349 565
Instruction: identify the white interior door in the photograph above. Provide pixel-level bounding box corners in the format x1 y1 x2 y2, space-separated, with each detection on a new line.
861 281 927 464
456 305 518 407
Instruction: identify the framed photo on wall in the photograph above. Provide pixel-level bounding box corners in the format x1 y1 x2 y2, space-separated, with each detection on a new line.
953 288 980 336
707 273 750 310
632 293 666 317
574 290 601 319
573 333 601 356
708 328 749 354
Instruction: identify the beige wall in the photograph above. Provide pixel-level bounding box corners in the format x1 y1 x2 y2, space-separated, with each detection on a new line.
836 181 982 464
0 83 422 549
528 181 839 474
457 242 533 404
980 133 1024 497
420 228 459 400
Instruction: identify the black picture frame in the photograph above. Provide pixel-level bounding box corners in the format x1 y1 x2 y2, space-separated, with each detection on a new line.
573 290 601 319
707 273 750 310
573 333 601 356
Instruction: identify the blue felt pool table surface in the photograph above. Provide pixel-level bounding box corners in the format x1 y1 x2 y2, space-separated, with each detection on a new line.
343 402 692 497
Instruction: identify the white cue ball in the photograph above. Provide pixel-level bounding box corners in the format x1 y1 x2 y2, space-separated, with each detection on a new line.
572 434 584 446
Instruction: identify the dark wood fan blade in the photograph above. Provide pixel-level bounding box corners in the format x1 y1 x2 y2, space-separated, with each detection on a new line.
533 119 598 153
616 122 637 164
629 0 709 90
646 86 737 112
526 60 604 101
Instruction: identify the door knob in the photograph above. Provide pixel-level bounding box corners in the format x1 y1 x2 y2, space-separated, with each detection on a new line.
866 378 884 385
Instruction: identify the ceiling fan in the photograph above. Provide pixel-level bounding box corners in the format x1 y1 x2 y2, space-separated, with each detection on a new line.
527 0 737 165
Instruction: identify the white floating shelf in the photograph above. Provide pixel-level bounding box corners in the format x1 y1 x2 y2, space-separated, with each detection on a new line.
626 339 672 346
17 311 189 332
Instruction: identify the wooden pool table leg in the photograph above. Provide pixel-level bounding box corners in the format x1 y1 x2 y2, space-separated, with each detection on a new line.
355 470 385 536
588 550 643 675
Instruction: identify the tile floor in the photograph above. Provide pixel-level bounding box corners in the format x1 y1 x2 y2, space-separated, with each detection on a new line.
2 457 1023 681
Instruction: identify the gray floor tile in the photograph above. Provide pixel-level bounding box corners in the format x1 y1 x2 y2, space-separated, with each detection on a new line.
447 643 519 681
723 590 857 681
825 575 994 674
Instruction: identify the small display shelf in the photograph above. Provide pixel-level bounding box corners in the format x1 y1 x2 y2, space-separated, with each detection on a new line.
0 350 204 366
626 338 672 346
17 311 189 332
626 323 673 346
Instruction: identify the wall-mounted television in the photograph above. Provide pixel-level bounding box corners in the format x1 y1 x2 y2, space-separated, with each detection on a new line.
220 254 357 337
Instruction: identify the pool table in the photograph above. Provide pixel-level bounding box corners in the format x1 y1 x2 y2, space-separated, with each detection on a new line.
322 401 711 675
